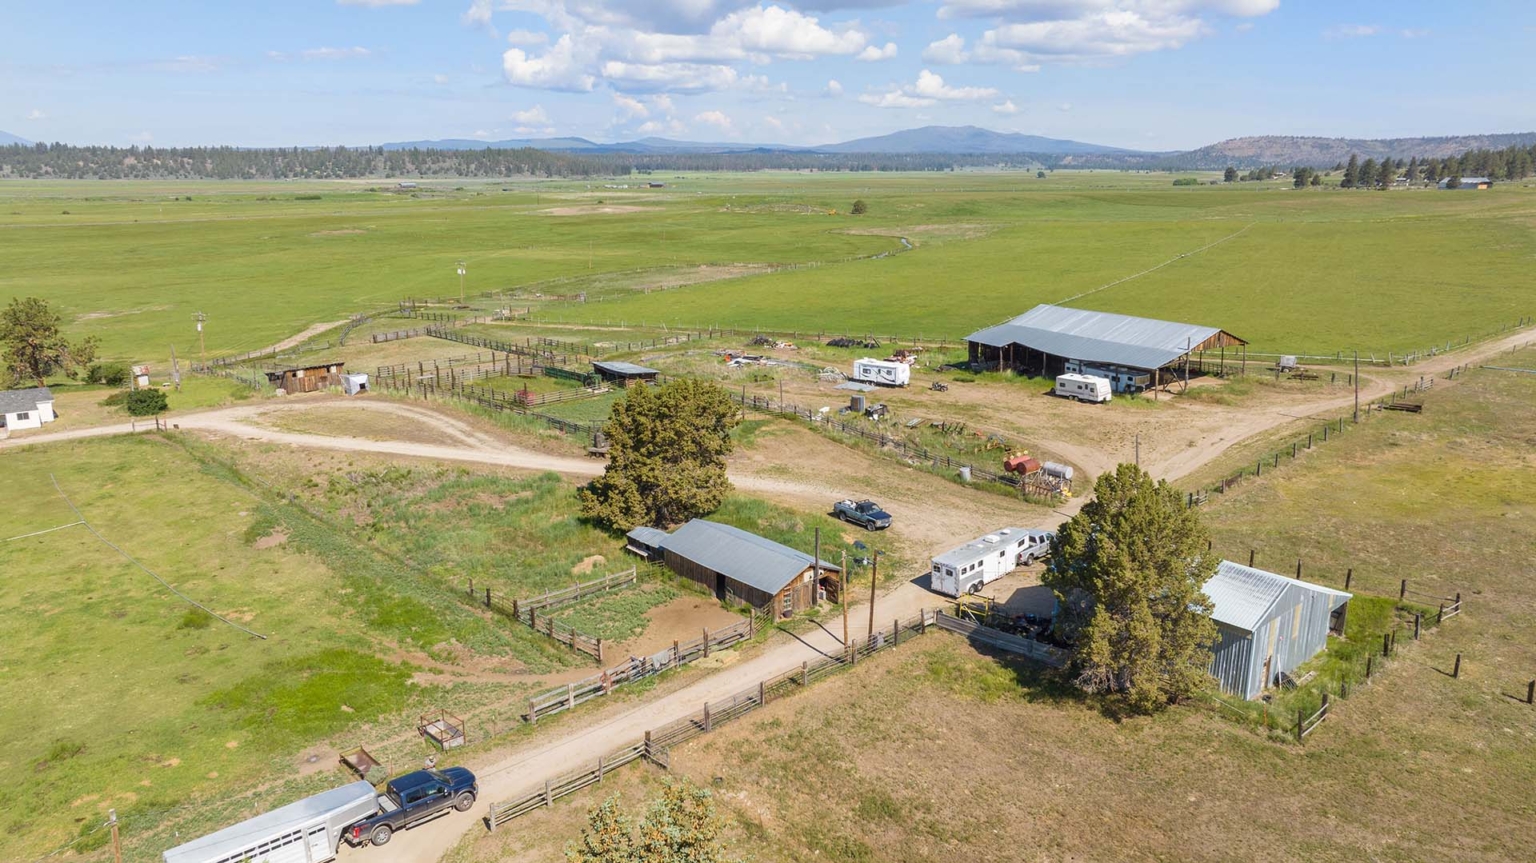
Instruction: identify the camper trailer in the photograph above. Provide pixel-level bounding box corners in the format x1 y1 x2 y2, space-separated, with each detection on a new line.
1054 373 1112 403
850 357 911 388
1062 361 1150 394
930 528 1052 597
162 781 378 863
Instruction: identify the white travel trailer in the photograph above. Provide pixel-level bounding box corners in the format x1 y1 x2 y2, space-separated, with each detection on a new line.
930 528 1053 597
850 357 911 388
163 781 379 863
1054 373 1112 403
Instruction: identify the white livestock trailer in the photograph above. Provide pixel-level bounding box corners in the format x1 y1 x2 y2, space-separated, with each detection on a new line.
929 528 1053 597
162 781 379 863
850 357 910 387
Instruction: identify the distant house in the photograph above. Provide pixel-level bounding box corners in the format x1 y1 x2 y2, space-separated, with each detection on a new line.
1205 561 1351 700
1438 176 1492 190
265 362 346 394
397 182 419 189
626 519 841 618
0 386 56 432
591 360 659 386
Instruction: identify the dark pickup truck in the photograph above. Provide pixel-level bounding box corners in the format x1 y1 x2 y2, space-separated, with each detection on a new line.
833 499 892 530
346 767 478 847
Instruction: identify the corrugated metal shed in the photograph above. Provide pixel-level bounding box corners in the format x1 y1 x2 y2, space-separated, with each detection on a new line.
658 520 840 595
0 386 53 414
1204 561 1352 699
626 526 669 547
967 304 1238 371
592 360 659 376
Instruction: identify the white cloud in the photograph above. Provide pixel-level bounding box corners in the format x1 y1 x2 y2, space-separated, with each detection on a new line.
858 90 936 109
338 0 417 5
512 105 550 125
694 109 735 132
505 29 549 46
1323 24 1379 39
301 46 372 59
651 94 675 112
992 99 1018 114
923 34 969 63
612 93 649 119
155 55 221 73
433 73 450 85
600 60 739 93
637 118 687 135
856 42 898 61
726 6 868 57
504 35 596 91
462 0 494 31
911 69 997 101
473 129 492 138
825 78 843 96
1058 102 1072 111
763 115 784 130
1400 28 1431 38
26 108 47 121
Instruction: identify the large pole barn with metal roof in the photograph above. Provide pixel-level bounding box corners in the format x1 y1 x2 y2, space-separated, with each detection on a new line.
965 304 1248 393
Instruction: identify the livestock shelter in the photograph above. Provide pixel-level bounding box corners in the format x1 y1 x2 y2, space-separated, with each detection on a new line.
591 360 660 386
1438 176 1492 190
265 361 346 394
1204 561 1351 700
965 304 1247 392
626 520 841 619
0 386 56 432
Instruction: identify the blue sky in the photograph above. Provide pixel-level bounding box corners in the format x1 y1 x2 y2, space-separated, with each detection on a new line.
3 1 1532 149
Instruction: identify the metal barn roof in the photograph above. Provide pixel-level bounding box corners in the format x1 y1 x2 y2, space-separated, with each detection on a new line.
625 526 669 548
161 781 376 863
657 519 840 595
1204 560 1351 633
966 304 1239 371
0 386 53 414
592 361 659 376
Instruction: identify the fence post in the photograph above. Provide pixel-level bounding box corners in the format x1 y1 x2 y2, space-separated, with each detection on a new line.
1527 680 1534 705
702 628 710 658
544 779 552 808
566 683 575 710
1249 549 1255 567
1296 709 1304 744
485 587 491 608
597 638 605 663
1400 579 1407 601
759 680 766 706
1366 655 1373 678
1414 614 1421 640
802 661 809 687
1382 633 1391 657
673 640 680 664
597 755 605 781
1453 653 1462 679
529 697 537 725
920 610 928 634
703 702 712 732
512 598 519 619
893 618 900 646
1345 568 1352 590
1296 559 1302 580
1438 603 1445 626
529 607 537 630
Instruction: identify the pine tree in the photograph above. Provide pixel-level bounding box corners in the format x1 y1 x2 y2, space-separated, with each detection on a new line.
1 297 98 387
1043 464 1220 714
1310 172 1322 186
1424 160 1439 184
1359 158 1378 188
1342 153 1360 188
1377 158 1396 189
1223 166 1238 183
1406 156 1419 184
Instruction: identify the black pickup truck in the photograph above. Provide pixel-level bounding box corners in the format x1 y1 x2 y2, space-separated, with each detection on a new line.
346 767 478 847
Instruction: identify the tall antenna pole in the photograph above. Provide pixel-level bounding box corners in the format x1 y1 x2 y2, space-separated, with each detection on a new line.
192 311 207 364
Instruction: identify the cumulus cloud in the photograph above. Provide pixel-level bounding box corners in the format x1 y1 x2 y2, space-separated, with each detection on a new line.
512 105 550 125
992 99 1018 114
462 0 494 31
504 35 596 91
825 78 844 96
856 42 898 61
694 109 735 132
505 29 550 46
911 69 997 100
637 117 687 135
612 93 649 119
433 73 450 84
858 90 936 109
601 60 740 93
923 34 969 63
1324 24 1380 39
26 108 47 120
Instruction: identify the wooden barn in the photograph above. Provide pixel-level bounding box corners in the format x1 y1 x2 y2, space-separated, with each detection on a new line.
966 304 1247 393
626 520 840 619
1204 561 1351 700
265 361 346 394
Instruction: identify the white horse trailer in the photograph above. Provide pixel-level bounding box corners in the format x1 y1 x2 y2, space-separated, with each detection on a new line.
163 781 379 863
1054 373 1112 403
930 528 1053 597
850 357 910 388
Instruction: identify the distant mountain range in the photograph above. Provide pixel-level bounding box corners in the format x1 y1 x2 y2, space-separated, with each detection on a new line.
381 125 1135 157
0 130 32 146
1171 133 1536 168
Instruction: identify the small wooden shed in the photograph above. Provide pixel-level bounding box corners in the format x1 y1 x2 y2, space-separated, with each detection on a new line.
632 520 840 619
592 360 659 386
266 361 346 394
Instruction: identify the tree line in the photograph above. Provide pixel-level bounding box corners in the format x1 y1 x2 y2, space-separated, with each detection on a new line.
1216 141 1536 190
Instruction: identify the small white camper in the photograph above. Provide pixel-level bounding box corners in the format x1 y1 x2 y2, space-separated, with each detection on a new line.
850 358 910 388
930 528 1053 597
1054 373 1112 404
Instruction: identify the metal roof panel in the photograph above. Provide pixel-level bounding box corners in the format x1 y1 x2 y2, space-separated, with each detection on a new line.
657 520 840 595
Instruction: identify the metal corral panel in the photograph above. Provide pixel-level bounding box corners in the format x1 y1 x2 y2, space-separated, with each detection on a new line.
967 304 1240 371
1204 561 1352 699
654 520 840 596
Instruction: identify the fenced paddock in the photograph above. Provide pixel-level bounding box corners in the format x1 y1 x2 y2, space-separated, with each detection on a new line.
467 568 638 661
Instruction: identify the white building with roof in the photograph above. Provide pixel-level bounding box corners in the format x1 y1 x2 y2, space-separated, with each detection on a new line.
0 386 56 432
1204 560 1351 700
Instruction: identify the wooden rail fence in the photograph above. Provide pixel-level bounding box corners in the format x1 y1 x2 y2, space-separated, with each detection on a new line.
466 568 637 661
372 368 603 437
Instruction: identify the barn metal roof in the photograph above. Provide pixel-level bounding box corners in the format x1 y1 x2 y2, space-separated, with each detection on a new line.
1204 561 1351 633
966 304 1233 371
656 519 840 595
0 386 53 414
161 781 377 863
592 361 658 376
625 526 669 548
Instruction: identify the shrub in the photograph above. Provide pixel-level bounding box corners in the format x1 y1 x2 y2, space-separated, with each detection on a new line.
88 362 131 387
850 199 868 215
178 608 213 630
125 388 168 416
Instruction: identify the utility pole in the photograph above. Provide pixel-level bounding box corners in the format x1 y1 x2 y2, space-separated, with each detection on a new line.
1353 349 1360 423
192 311 207 364
456 261 467 303
840 550 849 650
169 345 182 392
812 527 820 608
867 550 880 643
109 809 121 863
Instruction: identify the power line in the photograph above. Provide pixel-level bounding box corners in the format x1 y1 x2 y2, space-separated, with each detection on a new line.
49 473 267 640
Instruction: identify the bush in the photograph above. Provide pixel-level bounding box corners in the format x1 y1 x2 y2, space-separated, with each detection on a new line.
1172 177 1201 186
125 388 168 416
99 390 128 407
850 199 868 215
88 362 131 387
178 608 213 630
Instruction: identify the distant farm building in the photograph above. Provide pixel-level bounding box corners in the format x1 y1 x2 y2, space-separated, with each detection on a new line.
1438 176 1492 190
625 519 841 619
0 386 56 432
266 362 346 394
965 304 1248 393
1205 561 1351 700
591 360 659 386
